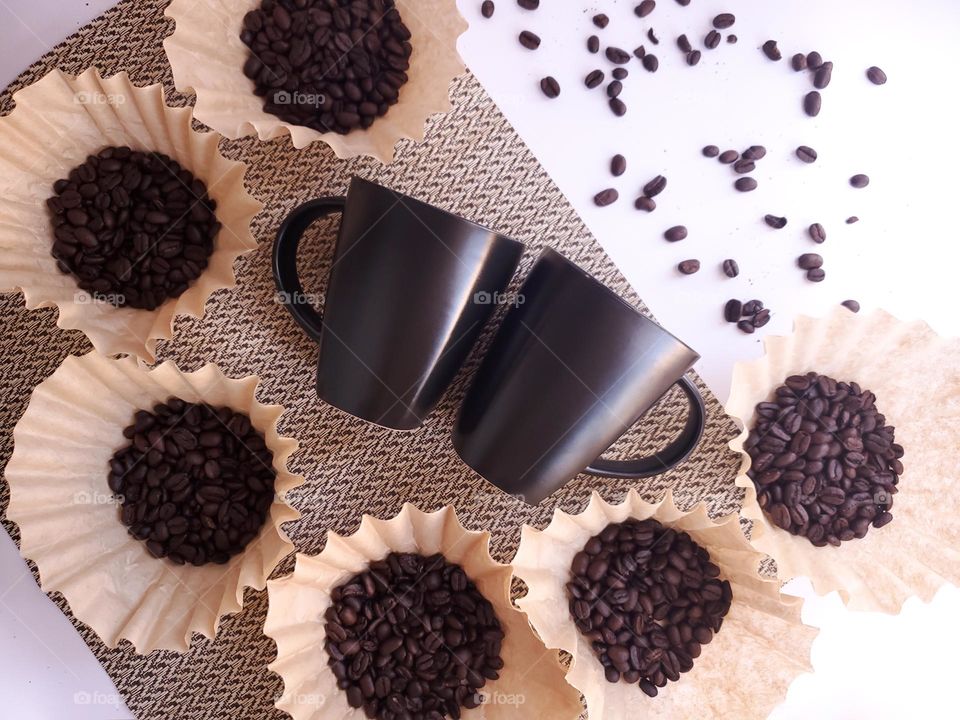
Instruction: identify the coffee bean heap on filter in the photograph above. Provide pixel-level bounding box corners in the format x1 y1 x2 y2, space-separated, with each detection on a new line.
324 552 505 719
567 519 733 698
46 147 219 311
744 372 905 547
240 0 413 134
109 399 277 565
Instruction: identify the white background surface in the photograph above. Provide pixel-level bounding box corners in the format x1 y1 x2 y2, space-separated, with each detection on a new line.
0 1 957 718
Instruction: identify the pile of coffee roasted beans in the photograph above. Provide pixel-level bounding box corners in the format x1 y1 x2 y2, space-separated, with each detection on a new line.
567 518 732 698
109 399 276 565
46 147 219 311
744 372 904 547
325 552 504 719
723 298 770 334
240 0 413 134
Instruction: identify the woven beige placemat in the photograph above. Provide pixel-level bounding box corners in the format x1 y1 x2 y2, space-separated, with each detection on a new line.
0 1 743 717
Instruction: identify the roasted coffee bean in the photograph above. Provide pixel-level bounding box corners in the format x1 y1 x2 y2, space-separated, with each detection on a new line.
718 149 739 164
791 53 807 71
635 0 656 18
764 215 788 229
713 13 735 29
677 259 700 275
47 148 219 311
607 81 622 99
735 177 758 192
568 519 732 693
593 13 609 28
743 145 766 161
806 268 826 282
846 216 859 224
686 50 702 66
797 253 823 270
585 69 605 89
727 33 737 43
517 0 538 9
594 188 619 207
664 225 687 242
796 145 818 163
804 91 822 117
850 174 870 189
606 46 631 64
746 373 903 546
742 299 763 315
111 399 274 565
722 259 740 278
240 0 413 134
540 76 561 98
702 144 719 158
613 67 629 80
647 28 660 45
611 154 627 177
704 30 721 49
762 40 781 61
806 51 823 69
635 196 656 212
752 308 771 328
588 35 600 53
328 552 503 719
610 97 628 116
634 45 647 59
519 30 541 49
809 223 826 244
677 34 692 53
841 299 861 313
733 159 755 174
737 320 755 334
642 54 660 72
481 1 495 18
867 66 887 85
814 61 833 89
724 299 742 322
644 175 668 197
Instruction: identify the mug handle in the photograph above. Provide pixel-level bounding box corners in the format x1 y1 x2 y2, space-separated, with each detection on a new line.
272 196 347 342
585 376 706 479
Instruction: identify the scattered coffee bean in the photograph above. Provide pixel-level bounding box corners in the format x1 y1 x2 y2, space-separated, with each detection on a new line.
568 519 732 696
743 299 763 315
808 223 826 244
611 154 627 177
764 215 788 229
846 216 859 224
647 28 660 45
610 97 628 116
724 299 742 322
594 188 619 207
686 50 702 66
796 145 818 163
110 399 275 565
850 174 870 189
481 1 495 18
519 30 541 49
713 13 735 29
737 320 756 334
607 46 632 64
664 225 688 242
635 196 656 212
867 66 887 85
540 76 561 98
607 81 623 98
593 13 609 28
705 30 721 49
722 259 740 278
727 34 738 43
47 147 219 311
517 0 538 9
702 145 720 157
733 158 755 174
762 40 781 61
806 51 823 69
642 54 660 72
806 268 826 282
745 372 904 546
814 61 833 90
635 0 656 18
326 552 504 719
752 308 771 328
677 34 692 53
644 175 668 197
804 91 822 117
634 45 647 59
718 149 739 164
613 67 629 80
588 35 600 53
240 0 413 134
675 0 690 5
842 299 861 313
797 253 823 270
735 177 758 192
585 69 605 89
791 53 807 71
678 259 700 275
744 145 766 161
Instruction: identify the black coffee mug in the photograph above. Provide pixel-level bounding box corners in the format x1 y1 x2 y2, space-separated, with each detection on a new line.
452 248 705 504
274 176 524 431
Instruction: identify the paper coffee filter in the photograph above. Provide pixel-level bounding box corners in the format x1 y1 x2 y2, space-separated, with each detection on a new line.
512 490 817 720
5 351 303 653
163 0 467 163
726 307 960 614
264 503 583 720
0 68 262 362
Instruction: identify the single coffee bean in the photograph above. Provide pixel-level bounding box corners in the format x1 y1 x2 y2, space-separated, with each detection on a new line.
613 67 629 80
611 154 627 177
797 253 823 269
664 225 688 242
866 66 887 85
804 91 822 117
713 13 735 29
724 299 742 322
727 33 737 43
796 145 818 163
593 13 609 28
635 196 656 212
722 259 740 278
519 30 541 49
846 216 859 224
841 299 861 313
610 97 627 116
733 159 755 174
702 145 719 157
742 299 763 315
585 69 605 89
678 259 700 275
676 0 690 5
737 320 756 334
594 188 619 207
481 1 495 18
764 215 788 229
718 149 739 164
705 30 721 49
850 174 870 189
607 46 632 64
686 50 702 66
762 40 781 61
644 175 668 197
744 145 766 161
806 268 826 282
647 28 659 45
806 51 823 69
634 44 647 59
808 223 826 243
588 35 600 53
791 53 807 71
540 76 561 98
752 308 771 328
677 34 692 53
642 54 660 72
735 177 758 192
517 0 538 9
814 61 833 89
635 0 656 18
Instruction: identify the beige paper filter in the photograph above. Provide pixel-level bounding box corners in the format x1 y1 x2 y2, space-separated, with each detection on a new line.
727 307 960 614
264 503 583 720
0 68 262 362
164 0 467 163
5 351 302 653
512 490 817 720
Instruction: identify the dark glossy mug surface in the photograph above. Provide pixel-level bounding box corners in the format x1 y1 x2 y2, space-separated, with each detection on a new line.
274 177 524 430
452 248 705 504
